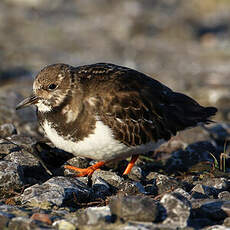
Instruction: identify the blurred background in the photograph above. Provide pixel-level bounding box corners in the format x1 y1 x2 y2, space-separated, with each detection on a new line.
0 0 230 132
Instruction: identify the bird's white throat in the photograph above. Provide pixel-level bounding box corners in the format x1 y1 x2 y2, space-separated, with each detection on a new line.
37 100 52 112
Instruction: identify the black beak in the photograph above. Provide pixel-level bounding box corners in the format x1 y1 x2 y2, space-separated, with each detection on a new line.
16 95 39 110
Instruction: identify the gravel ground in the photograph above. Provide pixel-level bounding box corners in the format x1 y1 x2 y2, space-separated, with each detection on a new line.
0 0 230 229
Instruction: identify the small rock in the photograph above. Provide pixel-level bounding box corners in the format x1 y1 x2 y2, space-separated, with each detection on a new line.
7 135 36 148
201 177 230 190
0 139 20 158
8 216 32 230
160 192 191 228
173 188 191 200
203 225 229 230
189 218 214 229
224 217 230 227
92 177 112 199
21 176 91 209
191 184 216 199
0 204 28 217
127 165 143 181
198 201 227 221
3 143 48 184
221 201 230 217
150 172 180 195
206 123 230 142
132 181 147 194
0 211 14 229
0 160 24 197
91 170 124 188
4 148 39 167
118 180 145 195
30 213 52 225
53 219 76 230
65 156 89 170
79 206 111 225
166 141 216 173
109 195 158 222
0 123 17 138
218 191 230 200
191 199 216 210
122 222 157 230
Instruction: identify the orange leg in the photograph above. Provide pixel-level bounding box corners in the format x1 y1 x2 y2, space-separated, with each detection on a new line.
123 155 139 175
64 161 105 177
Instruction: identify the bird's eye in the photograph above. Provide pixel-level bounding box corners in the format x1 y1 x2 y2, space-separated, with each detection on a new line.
48 84 57 90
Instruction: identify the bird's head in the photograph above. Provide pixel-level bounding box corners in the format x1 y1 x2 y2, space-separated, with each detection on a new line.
16 63 75 112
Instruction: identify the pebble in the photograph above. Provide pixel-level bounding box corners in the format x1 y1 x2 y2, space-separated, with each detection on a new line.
21 176 91 209
0 0 230 229
160 192 191 228
79 206 111 225
0 123 17 138
92 177 112 199
0 160 24 197
199 201 228 221
53 219 76 230
109 195 158 222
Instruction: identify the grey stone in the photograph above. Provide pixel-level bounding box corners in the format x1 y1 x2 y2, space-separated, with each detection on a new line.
132 181 147 194
65 156 90 171
218 191 230 200
160 192 191 228
21 176 91 209
52 219 76 230
198 201 227 221
0 211 14 229
191 184 216 199
191 198 217 209
91 170 124 188
127 165 143 181
8 216 32 230
109 195 158 222
4 147 40 167
7 135 36 149
122 222 194 230
0 0 230 229
92 177 112 199
224 217 230 227
221 201 230 217
79 206 111 225
201 177 230 190
0 204 28 217
203 225 229 230
166 141 216 173
118 180 145 195
173 188 191 200
0 123 17 138
0 139 18 159
152 172 180 195
189 218 214 229
0 160 24 197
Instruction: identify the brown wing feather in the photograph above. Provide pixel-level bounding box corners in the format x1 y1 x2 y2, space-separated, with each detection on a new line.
77 63 217 147
98 90 172 146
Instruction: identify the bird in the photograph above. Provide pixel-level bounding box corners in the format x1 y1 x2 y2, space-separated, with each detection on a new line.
16 63 217 177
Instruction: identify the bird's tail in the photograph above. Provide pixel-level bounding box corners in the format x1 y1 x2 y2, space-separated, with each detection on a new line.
162 92 217 134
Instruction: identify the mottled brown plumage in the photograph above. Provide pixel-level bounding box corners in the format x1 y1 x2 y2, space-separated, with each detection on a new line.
16 63 217 176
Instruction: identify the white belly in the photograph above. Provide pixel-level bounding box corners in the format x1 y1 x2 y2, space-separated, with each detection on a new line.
42 119 163 161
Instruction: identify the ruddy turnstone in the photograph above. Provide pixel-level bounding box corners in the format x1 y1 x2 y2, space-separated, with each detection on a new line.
16 63 217 176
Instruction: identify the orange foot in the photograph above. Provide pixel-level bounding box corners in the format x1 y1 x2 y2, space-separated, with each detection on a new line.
64 155 139 177
64 161 105 177
123 155 139 175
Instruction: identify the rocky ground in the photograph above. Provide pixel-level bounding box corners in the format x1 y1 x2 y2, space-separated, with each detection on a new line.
0 0 230 229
